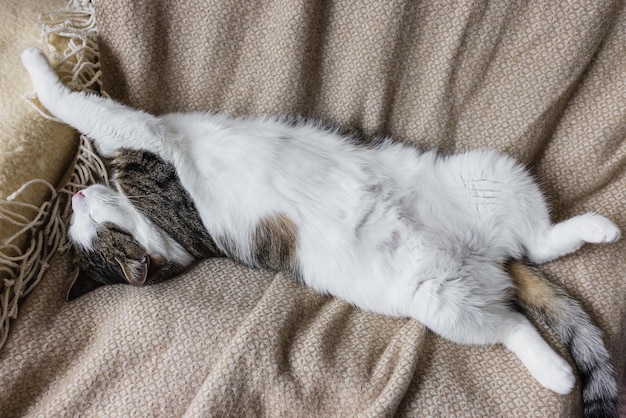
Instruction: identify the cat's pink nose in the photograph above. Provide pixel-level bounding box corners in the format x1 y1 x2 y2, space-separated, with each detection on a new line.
73 190 85 199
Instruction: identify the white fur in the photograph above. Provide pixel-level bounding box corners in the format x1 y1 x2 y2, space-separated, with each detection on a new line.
22 48 620 395
69 184 193 266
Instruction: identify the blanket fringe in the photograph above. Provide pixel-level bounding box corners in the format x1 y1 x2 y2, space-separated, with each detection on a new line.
23 0 107 122
0 0 108 349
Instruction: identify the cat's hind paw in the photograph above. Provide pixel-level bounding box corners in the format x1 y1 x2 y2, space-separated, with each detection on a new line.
21 47 52 72
578 213 621 244
532 354 576 395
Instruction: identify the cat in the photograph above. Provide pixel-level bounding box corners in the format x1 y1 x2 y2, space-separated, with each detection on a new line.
22 47 620 417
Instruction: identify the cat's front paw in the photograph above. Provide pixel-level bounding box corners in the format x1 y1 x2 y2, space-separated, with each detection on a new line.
21 47 52 73
579 213 621 244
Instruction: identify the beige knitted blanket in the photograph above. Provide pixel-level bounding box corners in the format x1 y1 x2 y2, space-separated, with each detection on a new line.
1 0 625 416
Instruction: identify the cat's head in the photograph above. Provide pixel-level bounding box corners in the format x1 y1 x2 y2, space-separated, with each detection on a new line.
67 184 194 300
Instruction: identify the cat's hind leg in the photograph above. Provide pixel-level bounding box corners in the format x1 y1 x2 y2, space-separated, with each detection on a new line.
21 48 169 158
498 312 575 394
410 264 575 394
524 213 620 264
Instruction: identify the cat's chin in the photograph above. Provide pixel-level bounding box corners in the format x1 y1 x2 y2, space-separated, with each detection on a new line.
70 190 88 215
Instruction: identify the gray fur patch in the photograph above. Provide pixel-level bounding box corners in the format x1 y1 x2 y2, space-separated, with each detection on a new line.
112 149 221 259
253 214 299 273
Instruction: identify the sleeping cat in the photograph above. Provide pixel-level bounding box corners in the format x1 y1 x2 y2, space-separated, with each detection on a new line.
22 47 619 417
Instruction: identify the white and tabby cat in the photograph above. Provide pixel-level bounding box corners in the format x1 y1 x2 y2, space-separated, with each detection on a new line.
22 48 620 416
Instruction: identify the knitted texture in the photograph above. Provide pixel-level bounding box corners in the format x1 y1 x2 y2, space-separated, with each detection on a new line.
1 0 624 416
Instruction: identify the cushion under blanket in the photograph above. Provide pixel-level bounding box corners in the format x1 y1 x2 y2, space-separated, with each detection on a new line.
1 0 625 416
0 0 77 227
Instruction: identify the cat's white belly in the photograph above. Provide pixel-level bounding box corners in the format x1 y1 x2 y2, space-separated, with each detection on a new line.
288 149 528 318
292 191 452 317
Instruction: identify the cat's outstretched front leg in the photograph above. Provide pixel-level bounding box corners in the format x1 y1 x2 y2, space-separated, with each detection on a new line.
21 48 169 159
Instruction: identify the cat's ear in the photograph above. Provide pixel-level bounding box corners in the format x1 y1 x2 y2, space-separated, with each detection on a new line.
115 256 148 286
66 268 105 301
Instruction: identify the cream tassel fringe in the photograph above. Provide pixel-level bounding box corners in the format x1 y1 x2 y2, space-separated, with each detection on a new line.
0 0 109 349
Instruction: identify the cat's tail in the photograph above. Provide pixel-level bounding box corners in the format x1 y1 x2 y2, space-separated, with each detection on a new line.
509 262 619 418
